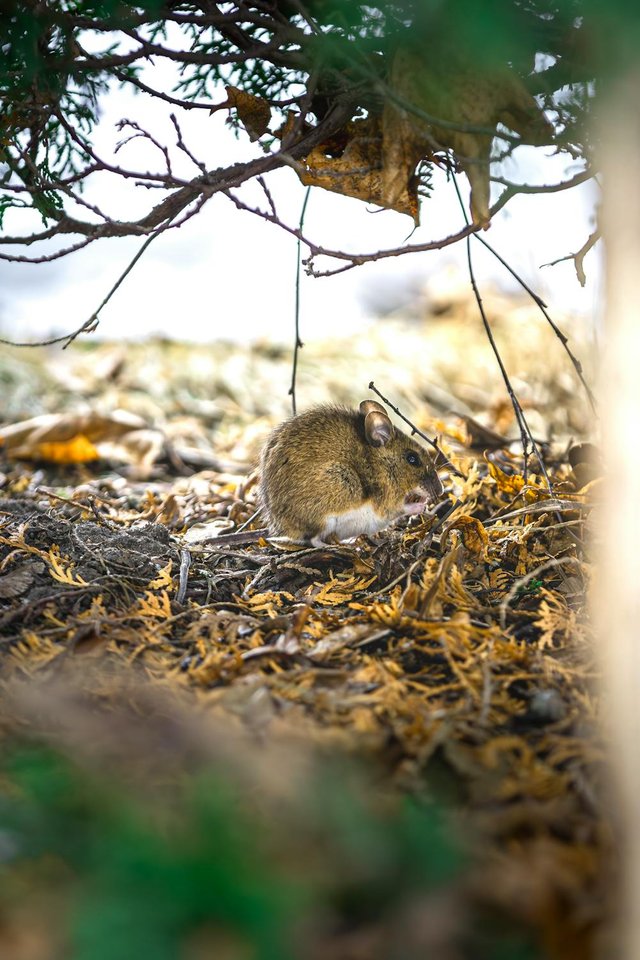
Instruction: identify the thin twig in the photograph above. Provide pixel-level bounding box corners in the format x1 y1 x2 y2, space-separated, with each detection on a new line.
467 237 553 488
62 201 205 348
0 202 204 349
367 381 465 480
451 176 553 492
541 228 601 288
61 221 173 349
289 187 311 414
484 499 591 525
235 507 264 534
473 233 598 415
170 113 207 173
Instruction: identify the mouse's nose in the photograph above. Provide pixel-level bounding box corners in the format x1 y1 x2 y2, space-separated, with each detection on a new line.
421 469 444 503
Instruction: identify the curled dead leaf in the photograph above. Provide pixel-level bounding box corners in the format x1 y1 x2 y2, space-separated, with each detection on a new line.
485 457 526 497
0 411 164 469
226 85 271 141
443 516 489 559
284 114 419 221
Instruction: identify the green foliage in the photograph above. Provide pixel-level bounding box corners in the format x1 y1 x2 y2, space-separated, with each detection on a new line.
0 0 634 240
0 741 541 960
0 1 163 219
1 747 299 960
517 578 544 596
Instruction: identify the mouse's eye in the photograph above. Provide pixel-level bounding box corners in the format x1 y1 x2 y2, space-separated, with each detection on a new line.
405 451 421 467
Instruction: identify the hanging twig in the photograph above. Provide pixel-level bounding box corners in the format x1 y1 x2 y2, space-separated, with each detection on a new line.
61 203 207 349
473 232 598 416
289 187 311 414
0 201 204 349
64 234 164 348
450 176 555 489
367 380 465 480
466 234 556 490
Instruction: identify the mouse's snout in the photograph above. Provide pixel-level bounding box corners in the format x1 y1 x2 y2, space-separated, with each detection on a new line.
403 467 444 517
419 467 444 504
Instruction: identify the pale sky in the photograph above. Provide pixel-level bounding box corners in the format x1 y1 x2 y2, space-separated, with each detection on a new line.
0 52 602 345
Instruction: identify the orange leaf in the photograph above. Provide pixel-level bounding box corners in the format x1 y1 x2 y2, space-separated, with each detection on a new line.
446 515 489 559
486 458 526 497
36 434 99 464
286 114 419 220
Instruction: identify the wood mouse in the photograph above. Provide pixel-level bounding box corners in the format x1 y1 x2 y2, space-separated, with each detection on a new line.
259 400 444 545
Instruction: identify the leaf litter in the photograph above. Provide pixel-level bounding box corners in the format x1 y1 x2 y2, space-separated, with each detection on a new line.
0 299 610 957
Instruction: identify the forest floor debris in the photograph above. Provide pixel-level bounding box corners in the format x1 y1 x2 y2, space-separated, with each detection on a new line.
0 307 608 958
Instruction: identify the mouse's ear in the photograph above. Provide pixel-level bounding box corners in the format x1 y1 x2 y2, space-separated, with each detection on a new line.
360 400 394 447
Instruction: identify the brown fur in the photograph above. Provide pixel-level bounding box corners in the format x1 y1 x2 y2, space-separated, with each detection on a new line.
259 402 443 541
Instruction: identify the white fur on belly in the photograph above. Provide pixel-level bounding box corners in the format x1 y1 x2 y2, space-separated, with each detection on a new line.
314 503 391 544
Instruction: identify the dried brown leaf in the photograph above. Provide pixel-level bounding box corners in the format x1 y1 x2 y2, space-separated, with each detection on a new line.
226 85 271 141
0 564 36 598
0 411 163 468
445 515 489 559
290 115 419 220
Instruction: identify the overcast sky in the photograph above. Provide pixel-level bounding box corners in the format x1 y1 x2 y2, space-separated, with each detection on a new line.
1 52 602 345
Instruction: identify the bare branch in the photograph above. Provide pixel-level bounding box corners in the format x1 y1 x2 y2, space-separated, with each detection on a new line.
0 103 355 260
491 167 595 203
541 228 601 287
0 1 598 280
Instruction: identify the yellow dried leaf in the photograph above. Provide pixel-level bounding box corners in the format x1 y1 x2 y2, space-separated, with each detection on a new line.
244 591 295 614
47 547 88 587
148 560 173 590
486 458 526 497
457 460 484 501
10 630 62 666
36 434 99 464
534 589 586 650
487 568 510 594
226 85 271 141
445 515 489 559
309 575 376 606
75 596 106 619
441 565 482 610
137 590 172 619
350 597 404 628
442 421 471 446
515 543 529 577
